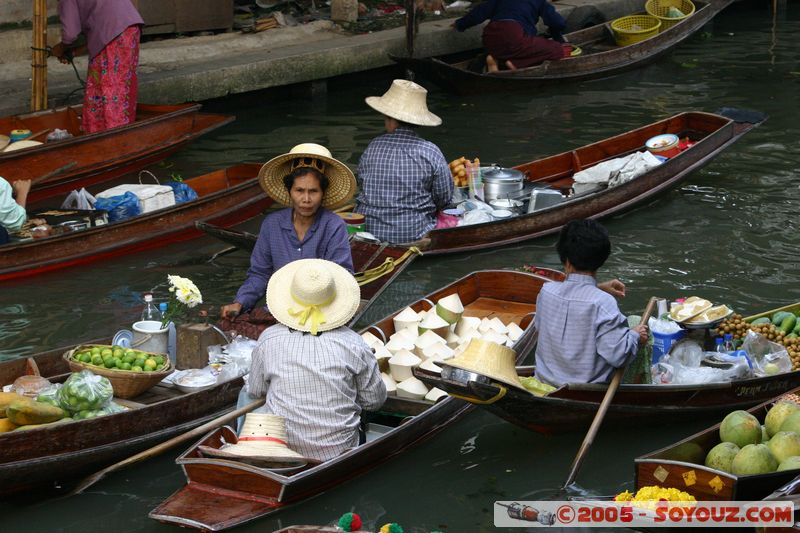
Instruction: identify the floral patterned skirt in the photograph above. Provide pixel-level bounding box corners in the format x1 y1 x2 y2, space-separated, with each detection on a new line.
82 25 141 134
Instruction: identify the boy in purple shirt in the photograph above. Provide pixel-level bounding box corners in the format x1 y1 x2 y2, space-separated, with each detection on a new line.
220 144 356 321
534 219 649 387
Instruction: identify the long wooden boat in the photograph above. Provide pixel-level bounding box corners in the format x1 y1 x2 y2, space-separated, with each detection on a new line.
0 164 269 281
391 0 733 94
416 301 800 434
0 346 243 497
197 109 765 256
0 103 234 204
150 269 552 530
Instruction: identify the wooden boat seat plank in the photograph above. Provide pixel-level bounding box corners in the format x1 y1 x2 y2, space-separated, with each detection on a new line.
152 482 280 531
463 297 535 324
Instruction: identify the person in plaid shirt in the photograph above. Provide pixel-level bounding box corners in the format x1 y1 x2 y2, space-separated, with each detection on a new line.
355 80 453 244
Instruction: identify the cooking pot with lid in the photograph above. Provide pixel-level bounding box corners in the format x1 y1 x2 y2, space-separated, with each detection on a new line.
481 166 525 202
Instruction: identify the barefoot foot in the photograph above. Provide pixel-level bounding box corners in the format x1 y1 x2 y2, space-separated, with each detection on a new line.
505 59 517 71
485 54 499 73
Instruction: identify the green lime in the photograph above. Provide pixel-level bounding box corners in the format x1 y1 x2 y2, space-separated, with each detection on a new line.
124 349 135 357
91 355 104 366
114 358 125 369
91 347 102 355
123 354 136 364
104 358 117 369
144 362 157 372
80 353 92 363
101 348 113 357
113 348 124 358
154 355 165 366
120 362 132 371
131 365 143 372
134 358 146 368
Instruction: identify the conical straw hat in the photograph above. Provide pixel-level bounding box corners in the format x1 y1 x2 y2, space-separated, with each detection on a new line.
204 413 309 465
258 143 357 209
365 79 442 127
442 338 525 391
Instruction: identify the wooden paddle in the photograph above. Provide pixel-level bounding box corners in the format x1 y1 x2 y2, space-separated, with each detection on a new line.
68 398 265 496
30 161 77 185
560 296 658 491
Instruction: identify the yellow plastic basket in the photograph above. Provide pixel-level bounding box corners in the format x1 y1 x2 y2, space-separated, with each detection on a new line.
610 15 662 47
645 0 696 31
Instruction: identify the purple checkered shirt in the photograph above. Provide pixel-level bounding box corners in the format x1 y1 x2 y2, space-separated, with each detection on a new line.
355 127 453 243
534 274 641 387
234 208 353 312
249 325 387 461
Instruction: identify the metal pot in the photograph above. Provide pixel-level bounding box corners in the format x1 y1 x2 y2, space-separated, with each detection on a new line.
481 166 524 202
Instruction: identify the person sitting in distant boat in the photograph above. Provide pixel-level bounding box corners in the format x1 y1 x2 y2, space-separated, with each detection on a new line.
219 144 356 326
533 219 648 387
0 177 30 245
355 79 453 244
51 0 144 133
452 0 572 72
247 259 387 462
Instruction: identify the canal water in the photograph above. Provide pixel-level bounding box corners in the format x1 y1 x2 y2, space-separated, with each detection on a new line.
2 1 799 530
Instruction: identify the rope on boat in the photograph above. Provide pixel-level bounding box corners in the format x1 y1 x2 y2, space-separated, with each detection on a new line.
354 246 421 287
448 384 508 405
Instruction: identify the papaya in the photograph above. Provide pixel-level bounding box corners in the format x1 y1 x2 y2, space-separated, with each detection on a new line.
772 311 793 326
0 392 26 417
0 418 18 432
13 418 73 431
751 317 771 326
780 315 798 335
5 398 65 426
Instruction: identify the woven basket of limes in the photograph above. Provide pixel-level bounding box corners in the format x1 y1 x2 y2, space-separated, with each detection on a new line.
64 344 173 399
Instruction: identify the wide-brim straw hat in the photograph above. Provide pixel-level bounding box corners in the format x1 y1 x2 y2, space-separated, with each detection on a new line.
258 143 357 209
442 338 526 391
365 79 442 127
267 258 361 334
201 413 309 466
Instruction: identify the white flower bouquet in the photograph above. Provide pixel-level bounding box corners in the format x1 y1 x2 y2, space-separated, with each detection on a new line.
161 275 203 328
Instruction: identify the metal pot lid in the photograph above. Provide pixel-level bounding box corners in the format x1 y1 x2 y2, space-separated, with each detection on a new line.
481 166 525 183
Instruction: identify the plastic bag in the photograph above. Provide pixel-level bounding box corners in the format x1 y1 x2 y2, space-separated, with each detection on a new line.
741 330 792 377
165 180 198 204
36 383 63 406
72 401 126 420
94 192 141 223
61 188 96 210
652 350 750 384
46 128 73 142
458 209 493 226
57 370 114 413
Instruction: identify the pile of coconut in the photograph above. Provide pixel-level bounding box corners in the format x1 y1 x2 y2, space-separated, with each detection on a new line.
361 293 525 402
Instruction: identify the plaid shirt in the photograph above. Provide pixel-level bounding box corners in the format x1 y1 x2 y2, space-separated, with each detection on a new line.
534 274 641 387
355 127 453 243
249 325 387 462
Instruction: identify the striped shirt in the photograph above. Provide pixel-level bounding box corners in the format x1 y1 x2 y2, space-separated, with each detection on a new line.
249 325 387 462
235 208 353 312
534 274 640 387
355 127 453 243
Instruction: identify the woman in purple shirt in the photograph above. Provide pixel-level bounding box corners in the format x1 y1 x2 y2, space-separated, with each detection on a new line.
220 143 357 321
51 0 144 133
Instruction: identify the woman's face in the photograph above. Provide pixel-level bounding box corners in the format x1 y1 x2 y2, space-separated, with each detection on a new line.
290 172 324 218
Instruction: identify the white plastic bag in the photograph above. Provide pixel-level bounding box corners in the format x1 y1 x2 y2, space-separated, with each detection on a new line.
458 209 493 226
61 188 96 210
741 330 792 377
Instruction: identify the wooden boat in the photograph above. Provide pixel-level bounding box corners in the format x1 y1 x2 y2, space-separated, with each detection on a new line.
197 109 766 256
0 103 234 204
391 0 733 94
0 345 243 497
150 269 552 530
0 164 269 281
634 387 800 501
416 301 800 434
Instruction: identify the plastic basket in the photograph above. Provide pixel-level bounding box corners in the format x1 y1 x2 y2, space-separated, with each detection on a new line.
64 345 173 399
645 0 696 31
610 15 662 47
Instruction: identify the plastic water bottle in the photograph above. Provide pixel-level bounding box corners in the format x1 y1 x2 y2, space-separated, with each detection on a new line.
159 302 177 365
141 293 162 321
715 337 726 353
724 333 736 353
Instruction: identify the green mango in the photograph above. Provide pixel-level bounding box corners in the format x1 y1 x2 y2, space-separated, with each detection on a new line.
751 317 771 326
780 315 798 335
773 311 794 326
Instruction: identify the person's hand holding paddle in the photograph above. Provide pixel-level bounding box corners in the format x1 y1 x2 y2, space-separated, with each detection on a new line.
11 179 31 208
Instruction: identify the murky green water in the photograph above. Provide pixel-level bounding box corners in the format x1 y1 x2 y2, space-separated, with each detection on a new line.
2 1 799 530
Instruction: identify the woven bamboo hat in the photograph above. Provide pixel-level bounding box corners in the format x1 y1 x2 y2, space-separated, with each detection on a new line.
203 413 308 465
365 79 442 127
267 259 360 335
442 338 526 391
258 143 356 209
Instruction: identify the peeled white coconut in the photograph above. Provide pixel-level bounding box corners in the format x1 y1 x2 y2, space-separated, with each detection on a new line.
455 316 481 337
445 328 461 349
451 344 467 358
436 293 465 325
488 317 508 334
393 306 420 334
425 387 448 402
478 317 493 334
458 329 482 345
482 331 509 346
422 342 454 361
389 327 418 342
373 344 393 373
381 372 397 396
414 330 446 357
396 376 429 400
505 338 516 349
506 322 524 342
385 335 416 354
417 309 428 321
361 331 385 349
418 357 442 373
388 350 421 382
418 312 450 337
